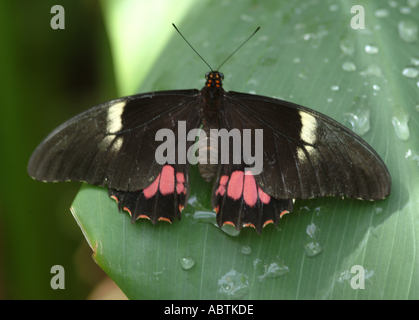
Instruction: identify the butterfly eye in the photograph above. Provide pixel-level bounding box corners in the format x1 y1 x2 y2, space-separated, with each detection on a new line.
205 72 210 78
219 72 224 79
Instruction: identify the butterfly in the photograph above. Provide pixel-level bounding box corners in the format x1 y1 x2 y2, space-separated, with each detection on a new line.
27 25 391 234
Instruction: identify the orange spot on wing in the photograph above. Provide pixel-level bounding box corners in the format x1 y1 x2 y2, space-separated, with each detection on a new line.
280 210 289 218
123 207 132 217
223 221 236 227
263 219 274 227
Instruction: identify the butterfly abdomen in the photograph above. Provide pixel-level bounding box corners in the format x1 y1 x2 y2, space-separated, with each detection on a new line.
197 123 219 182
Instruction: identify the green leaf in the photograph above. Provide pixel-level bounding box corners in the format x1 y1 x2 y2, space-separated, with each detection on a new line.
72 0 419 299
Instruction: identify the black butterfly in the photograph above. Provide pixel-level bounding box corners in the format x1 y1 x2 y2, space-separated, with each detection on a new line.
28 26 391 234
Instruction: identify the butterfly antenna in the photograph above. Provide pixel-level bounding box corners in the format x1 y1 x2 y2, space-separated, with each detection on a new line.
216 26 260 71
172 23 213 71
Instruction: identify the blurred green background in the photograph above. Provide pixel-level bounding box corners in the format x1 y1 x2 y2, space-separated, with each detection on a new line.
1 0 418 299
0 0 119 299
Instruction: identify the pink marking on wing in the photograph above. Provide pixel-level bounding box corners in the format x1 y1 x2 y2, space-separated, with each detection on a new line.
243 174 257 207
227 171 244 201
216 175 229 196
143 173 160 199
176 172 186 194
159 165 175 196
258 187 271 204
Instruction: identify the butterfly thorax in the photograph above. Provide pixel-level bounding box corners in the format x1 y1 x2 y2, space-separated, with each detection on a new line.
205 71 224 88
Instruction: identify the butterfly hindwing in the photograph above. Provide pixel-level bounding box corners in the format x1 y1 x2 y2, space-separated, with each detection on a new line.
212 163 293 234
108 164 189 224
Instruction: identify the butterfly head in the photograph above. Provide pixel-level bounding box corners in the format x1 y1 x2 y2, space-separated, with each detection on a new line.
205 71 224 88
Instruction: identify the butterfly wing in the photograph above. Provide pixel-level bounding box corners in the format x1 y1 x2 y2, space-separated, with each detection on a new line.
223 91 391 201
28 89 201 191
28 89 203 224
211 91 391 233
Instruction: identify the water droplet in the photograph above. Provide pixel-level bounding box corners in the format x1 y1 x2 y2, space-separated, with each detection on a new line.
187 210 217 225
360 64 383 77
304 241 324 257
218 269 250 298
416 105 419 112
253 258 262 269
374 207 383 214
342 61 356 72
411 57 419 66
240 245 252 255
408 0 419 8
240 14 254 23
374 8 389 18
344 108 371 136
373 84 381 91
327 98 333 103
392 105 410 141
340 35 355 55
303 33 316 41
331 85 339 91
406 149 419 165
389 0 398 7
153 269 164 281
365 45 378 54
247 78 258 86
329 4 338 11
304 223 323 257
179 257 195 270
306 223 317 238
398 20 418 42
258 261 289 280
314 204 330 215
402 67 419 78
338 269 351 284
221 224 240 237
400 6 411 14
293 57 301 63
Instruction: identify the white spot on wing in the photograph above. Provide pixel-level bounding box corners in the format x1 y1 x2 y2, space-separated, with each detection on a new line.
98 135 124 153
297 111 318 163
299 111 317 145
107 101 126 133
297 145 317 163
